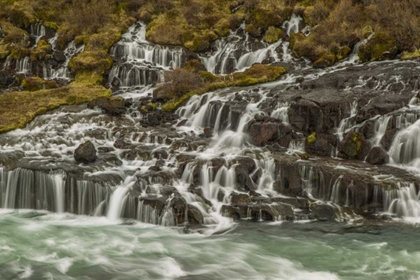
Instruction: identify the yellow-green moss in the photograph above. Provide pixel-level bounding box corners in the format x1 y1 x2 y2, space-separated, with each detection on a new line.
68 51 113 73
263 26 282 44
307 132 316 145
358 33 398 63
401 49 420 60
313 53 336 68
0 86 111 133
30 39 52 61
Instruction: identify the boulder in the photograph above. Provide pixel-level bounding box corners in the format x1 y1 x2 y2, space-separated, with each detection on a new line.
74 141 97 164
366 146 389 165
338 132 371 160
248 121 279 146
87 97 126 115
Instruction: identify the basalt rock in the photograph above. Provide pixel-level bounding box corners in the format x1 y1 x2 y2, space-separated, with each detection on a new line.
74 141 97 164
338 132 371 160
87 97 126 115
366 146 389 165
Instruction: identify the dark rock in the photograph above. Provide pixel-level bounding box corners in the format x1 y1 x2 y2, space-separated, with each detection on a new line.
338 132 371 160
248 121 279 146
310 203 336 221
380 128 398 151
87 97 126 115
366 146 389 165
305 133 335 157
187 204 204 224
74 141 97 164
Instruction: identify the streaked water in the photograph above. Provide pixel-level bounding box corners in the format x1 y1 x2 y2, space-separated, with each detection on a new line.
1 210 420 279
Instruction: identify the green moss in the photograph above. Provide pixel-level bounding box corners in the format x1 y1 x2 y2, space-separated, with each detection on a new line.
30 39 52 61
0 45 10 59
0 86 111 133
199 71 218 82
263 26 282 44
214 18 230 37
307 132 316 145
21 76 57 91
358 33 398 63
68 51 113 74
401 49 420 60
337 46 351 60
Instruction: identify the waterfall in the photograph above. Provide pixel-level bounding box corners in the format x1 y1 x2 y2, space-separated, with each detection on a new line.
389 119 420 166
107 177 135 221
385 183 420 219
372 115 392 146
53 173 65 213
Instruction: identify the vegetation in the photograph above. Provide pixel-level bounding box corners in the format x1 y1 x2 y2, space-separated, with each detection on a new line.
0 0 419 131
0 86 111 133
160 63 286 112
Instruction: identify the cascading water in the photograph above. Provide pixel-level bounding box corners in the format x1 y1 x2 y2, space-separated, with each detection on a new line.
108 22 186 91
200 15 302 74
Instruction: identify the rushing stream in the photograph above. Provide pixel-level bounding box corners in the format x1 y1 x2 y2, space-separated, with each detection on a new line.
0 210 420 279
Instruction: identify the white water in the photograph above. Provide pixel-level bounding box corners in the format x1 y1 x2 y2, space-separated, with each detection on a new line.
200 15 302 74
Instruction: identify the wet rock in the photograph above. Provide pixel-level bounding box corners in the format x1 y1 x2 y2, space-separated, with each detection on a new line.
151 149 169 159
140 110 179 127
288 99 323 132
380 128 398 151
187 204 204 224
230 156 256 173
234 166 257 191
113 138 133 149
338 132 371 160
230 192 250 205
310 203 336 221
305 133 336 157
170 196 188 225
202 127 213 138
74 141 97 164
87 97 126 115
248 121 279 146
366 146 389 165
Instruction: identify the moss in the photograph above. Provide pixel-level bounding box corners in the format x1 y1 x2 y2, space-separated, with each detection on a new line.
313 53 336 68
214 18 230 37
336 46 351 60
199 71 218 82
307 132 316 145
246 24 261 38
68 51 113 74
401 49 420 60
162 64 286 112
358 33 398 63
263 26 282 44
21 76 57 91
0 86 111 133
30 39 52 61
0 45 10 60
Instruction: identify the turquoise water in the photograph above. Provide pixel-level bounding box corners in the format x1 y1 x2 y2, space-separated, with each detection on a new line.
0 210 419 279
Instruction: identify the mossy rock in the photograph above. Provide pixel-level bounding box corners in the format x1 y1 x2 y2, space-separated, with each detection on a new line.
199 71 218 83
68 51 113 74
21 76 57 91
214 18 230 37
0 85 111 133
313 53 336 68
30 39 52 61
358 33 398 63
336 46 352 61
246 24 261 38
263 26 282 44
